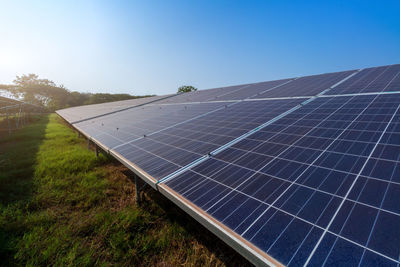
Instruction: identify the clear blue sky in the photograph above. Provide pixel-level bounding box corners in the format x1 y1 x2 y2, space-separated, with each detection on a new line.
0 0 399 95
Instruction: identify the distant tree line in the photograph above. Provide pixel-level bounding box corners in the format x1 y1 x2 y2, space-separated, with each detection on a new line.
0 74 154 111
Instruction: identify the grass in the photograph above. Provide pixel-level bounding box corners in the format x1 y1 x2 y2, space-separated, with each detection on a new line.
0 114 250 266
0 114 37 136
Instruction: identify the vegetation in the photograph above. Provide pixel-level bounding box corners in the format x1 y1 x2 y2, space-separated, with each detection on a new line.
0 74 154 112
0 114 250 266
0 113 38 137
178 85 198 93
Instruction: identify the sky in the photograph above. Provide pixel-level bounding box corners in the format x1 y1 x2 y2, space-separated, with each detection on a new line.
0 0 399 96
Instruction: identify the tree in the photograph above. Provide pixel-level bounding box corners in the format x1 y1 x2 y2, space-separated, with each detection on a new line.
177 85 197 93
7 74 71 110
0 74 148 111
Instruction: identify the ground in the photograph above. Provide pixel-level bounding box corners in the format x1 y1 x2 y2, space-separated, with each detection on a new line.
0 114 251 266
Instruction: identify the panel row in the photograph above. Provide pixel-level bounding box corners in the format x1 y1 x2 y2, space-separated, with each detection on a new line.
163 94 400 266
251 70 356 99
57 64 400 126
56 94 174 123
326 64 400 96
74 101 228 149
113 98 304 180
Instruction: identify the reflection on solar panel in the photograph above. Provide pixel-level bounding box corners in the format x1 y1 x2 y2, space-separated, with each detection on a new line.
163 94 400 265
327 64 400 95
154 84 252 104
113 98 304 180
57 63 400 266
56 94 175 123
155 78 293 104
74 101 228 149
251 70 357 99
214 79 293 100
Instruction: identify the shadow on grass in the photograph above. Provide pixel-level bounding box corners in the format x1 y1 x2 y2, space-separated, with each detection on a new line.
0 115 49 264
124 173 252 266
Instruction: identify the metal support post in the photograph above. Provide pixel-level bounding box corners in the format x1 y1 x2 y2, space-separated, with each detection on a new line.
133 174 148 205
88 138 91 150
17 105 22 129
95 145 99 157
134 174 141 205
15 111 18 128
6 108 11 135
22 106 25 126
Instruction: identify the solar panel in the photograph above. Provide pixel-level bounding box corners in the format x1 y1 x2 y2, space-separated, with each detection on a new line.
214 79 293 100
56 64 400 266
56 94 175 123
74 101 229 150
154 78 291 104
161 94 400 266
250 70 357 99
154 84 253 104
0 96 22 107
327 64 400 95
112 98 304 180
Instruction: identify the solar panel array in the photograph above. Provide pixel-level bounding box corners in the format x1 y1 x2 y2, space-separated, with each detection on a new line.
56 94 175 123
57 64 400 266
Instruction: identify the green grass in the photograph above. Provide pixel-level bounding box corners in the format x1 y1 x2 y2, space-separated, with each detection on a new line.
0 114 250 266
0 114 37 136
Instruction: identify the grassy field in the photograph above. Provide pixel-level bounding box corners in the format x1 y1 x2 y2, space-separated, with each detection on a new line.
0 114 250 266
0 114 33 136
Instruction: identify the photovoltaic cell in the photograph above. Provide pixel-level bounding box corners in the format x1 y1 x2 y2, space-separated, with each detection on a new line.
154 84 253 104
56 94 174 123
113 98 304 180
163 94 400 266
214 79 293 100
250 70 356 99
308 99 400 266
327 64 400 95
56 64 400 266
74 102 229 150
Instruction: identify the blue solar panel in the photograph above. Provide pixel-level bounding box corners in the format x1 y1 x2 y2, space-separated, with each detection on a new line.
215 79 293 100
327 64 400 95
154 79 292 104
113 98 304 180
56 94 175 123
74 102 228 149
250 70 356 99
56 64 400 265
162 94 400 266
154 84 252 104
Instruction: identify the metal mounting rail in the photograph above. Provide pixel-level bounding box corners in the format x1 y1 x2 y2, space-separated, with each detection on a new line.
319 90 400 98
316 68 363 96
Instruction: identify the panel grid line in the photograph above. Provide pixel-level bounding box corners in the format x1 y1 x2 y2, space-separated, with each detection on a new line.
359 132 400 265
310 103 400 266
56 64 400 266
158 98 313 185
168 159 399 264
238 94 371 236
110 103 235 150
159 70 370 188
304 77 400 266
